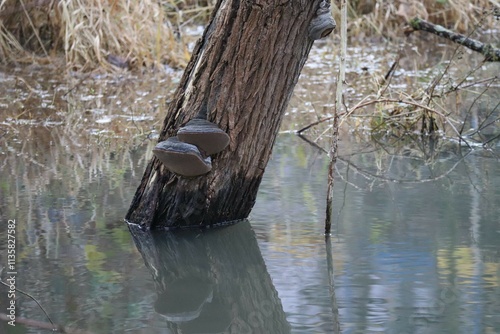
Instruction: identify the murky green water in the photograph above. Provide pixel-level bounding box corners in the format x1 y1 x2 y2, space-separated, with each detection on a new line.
1 132 499 333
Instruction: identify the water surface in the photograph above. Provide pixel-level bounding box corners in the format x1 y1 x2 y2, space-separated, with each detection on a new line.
1 36 499 334
1 133 499 333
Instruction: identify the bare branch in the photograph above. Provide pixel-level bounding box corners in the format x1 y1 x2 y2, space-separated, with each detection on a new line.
407 18 500 62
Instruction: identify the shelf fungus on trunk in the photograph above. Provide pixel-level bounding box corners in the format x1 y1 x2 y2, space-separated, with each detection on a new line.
177 118 230 156
309 0 336 40
153 137 212 177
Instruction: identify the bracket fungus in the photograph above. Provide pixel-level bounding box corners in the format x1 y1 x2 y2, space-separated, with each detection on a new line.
177 118 230 156
153 137 212 177
153 104 230 178
309 0 336 40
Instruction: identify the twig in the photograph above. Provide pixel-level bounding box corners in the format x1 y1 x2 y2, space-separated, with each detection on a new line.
339 153 467 184
297 97 472 148
483 133 500 146
297 134 327 154
407 18 500 61
0 313 94 334
384 55 400 82
444 76 498 96
63 73 93 97
459 78 497 135
379 51 401 96
297 132 474 185
325 0 347 235
0 267 55 329
297 116 333 135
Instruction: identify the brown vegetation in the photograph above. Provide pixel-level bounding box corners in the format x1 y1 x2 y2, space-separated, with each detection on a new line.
345 0 497 37
0 0 197 70
0 0 496 70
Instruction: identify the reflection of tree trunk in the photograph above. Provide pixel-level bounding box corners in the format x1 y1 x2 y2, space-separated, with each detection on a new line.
467 156 483 308
325 236 341 333
129 221 291 333
126 0 335 229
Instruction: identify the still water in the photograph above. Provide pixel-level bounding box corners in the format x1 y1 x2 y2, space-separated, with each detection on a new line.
1 132 499 333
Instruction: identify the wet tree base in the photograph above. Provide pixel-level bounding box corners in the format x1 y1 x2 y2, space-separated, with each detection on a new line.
125 0 334 229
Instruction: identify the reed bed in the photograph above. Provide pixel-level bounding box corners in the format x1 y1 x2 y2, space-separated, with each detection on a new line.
0 0 211 71
343 0 498 38
0 0 496 70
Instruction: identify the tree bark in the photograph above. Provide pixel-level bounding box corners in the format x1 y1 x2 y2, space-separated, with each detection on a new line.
126 0 335 229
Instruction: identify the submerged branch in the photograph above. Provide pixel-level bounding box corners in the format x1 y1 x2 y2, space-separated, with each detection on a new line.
407 18 500 62
297 98 472 148
296 134 473 185
0 270 56 330
336 152 470 185
0 313 93 334
360 98 472 148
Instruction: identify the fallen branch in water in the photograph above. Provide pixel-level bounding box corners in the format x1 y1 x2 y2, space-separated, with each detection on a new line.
406 18 500 62
0 313 94 334
0 267 92 333
0 313 57 332
0 268 55 329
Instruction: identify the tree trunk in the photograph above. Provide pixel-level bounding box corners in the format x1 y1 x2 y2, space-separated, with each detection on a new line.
126 0 335 229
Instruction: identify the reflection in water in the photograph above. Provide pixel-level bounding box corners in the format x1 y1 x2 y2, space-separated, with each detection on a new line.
1 36 499 333
129 221 291 333
0 129 499 333
253 135 500 334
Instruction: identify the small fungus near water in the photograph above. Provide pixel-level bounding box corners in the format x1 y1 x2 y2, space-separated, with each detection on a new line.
153 137 212 177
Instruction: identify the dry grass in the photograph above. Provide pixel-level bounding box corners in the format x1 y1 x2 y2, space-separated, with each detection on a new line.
336 0 498 38
59 0 191 71
0 0 497 70
0 0 202 71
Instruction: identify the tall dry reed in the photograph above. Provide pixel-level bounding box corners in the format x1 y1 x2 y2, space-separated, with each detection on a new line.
338 0 498 38
0 0 194 70
58 0 191 71
0 0 496 70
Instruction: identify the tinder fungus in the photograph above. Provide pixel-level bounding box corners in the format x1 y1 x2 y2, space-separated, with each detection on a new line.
153 137 212 177
177 119 230 156
309 2 336 40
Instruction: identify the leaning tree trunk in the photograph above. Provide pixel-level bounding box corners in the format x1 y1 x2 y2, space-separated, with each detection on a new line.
126 0 335 229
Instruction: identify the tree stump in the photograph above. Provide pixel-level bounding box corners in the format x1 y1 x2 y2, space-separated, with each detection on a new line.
126 0 335 229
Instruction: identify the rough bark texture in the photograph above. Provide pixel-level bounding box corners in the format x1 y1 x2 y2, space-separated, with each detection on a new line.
126 0 332 229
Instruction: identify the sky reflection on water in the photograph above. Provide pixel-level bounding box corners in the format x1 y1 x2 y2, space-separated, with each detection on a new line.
252 135 500 334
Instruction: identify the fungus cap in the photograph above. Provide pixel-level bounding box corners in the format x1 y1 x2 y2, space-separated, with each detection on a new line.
153 137 212 177
177 119 229 156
